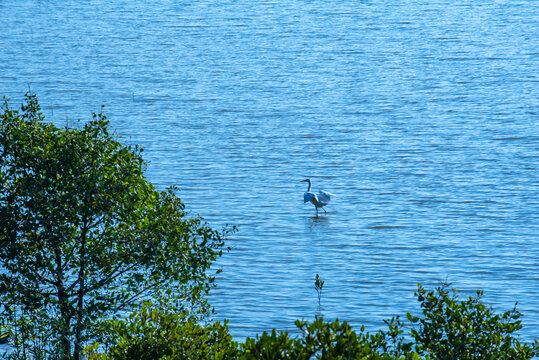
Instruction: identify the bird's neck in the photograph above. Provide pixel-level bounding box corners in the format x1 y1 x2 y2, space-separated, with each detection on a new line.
306 181 312 192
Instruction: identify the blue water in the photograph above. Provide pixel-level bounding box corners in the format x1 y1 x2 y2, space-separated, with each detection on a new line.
1 0 538 342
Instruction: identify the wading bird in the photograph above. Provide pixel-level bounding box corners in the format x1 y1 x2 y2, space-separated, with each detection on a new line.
301 179 334 216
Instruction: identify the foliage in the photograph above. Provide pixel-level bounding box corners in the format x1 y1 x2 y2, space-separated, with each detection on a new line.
407 283 539 359
85 301 238 360
314 274 324 307
241 328 301 359
289 317 419 360
90 307 421 360
89 284 538 360
0 93 232 359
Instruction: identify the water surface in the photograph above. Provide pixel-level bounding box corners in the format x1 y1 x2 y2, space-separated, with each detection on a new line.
1 0 538 341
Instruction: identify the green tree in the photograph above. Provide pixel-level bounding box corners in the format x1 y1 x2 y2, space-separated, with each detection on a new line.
0 93 231 359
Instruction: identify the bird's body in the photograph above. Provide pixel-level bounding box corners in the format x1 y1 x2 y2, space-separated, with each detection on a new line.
301 179 334 216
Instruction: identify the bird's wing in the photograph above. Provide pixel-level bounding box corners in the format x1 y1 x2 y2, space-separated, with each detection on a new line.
317 190 334 203
304 192 318 203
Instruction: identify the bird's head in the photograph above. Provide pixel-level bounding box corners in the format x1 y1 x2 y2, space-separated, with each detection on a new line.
301 178 312 192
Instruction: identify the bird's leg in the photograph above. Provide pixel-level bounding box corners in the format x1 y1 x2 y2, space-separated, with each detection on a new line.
316 207 319 217
323 208 327 214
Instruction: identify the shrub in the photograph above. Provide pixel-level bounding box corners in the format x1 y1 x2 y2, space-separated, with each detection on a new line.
91 309 421 359
90 284 538 360
86 301 238 360
407 283 538 359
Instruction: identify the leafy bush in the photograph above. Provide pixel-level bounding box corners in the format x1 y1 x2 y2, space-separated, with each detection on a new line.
86 301 238 360
90 307 420 359
407 283 538 359
90 284 538 360
286 317 419 360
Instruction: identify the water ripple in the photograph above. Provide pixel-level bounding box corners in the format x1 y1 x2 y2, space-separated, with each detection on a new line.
0 0 537 343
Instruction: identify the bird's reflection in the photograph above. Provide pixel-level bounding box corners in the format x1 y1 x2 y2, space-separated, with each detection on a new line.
307 215 330 232
309 215 329 224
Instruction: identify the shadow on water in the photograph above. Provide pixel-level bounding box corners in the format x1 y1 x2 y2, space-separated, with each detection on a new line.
308 215 330 224
307 215 330 232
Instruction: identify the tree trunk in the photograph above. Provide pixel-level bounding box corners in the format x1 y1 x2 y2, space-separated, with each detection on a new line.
73 221 88 360
59 289 72 360
56 247 72 360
